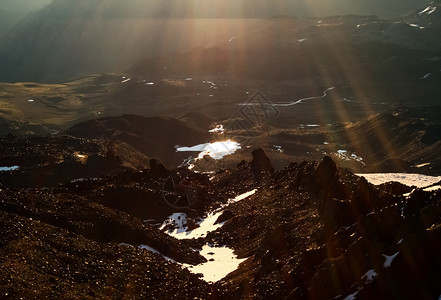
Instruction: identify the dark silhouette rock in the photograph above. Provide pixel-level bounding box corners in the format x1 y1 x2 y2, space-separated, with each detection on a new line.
419 202 441 229
352 176 384 215
150 158 169 175
250 148 274 180
358 207 404 244
186 218 199 231
314 156 337 183
321 198 354 236
215 209 234 224
405 189 434 215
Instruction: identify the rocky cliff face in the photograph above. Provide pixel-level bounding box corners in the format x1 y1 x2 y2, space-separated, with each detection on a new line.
1 149 440 299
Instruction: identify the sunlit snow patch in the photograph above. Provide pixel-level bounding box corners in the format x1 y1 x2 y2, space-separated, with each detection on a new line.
161 190 257 239
408 23 425 29
424 185 441 192
224 189 257 206
121 77 131 83
163 211 224 240
336 150 363 162
176 140 241 160
209 125 225 134
160 213 188 233
415 162 431 168
357 173 441 188
161 190 256 282
0 166 19 172
419 5 437 15
183 244 247 283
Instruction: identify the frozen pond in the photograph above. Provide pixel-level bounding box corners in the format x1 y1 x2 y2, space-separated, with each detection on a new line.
176 140 241 160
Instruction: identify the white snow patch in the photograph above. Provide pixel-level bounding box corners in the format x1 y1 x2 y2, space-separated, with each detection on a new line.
27 99 34 102
343 291 359 300
415 162 431 168
203 80 216 86
183 244 247 283
273 145 283 152
336 150 363 162
146 82 154 85
176 140 241 160
228 36 236 42
420 73 432 79
419 6 437 15
362 269 378 283
165 211 224 240
160 213 188 232
298 38 307 42
160 190 256 281
0 166 19 172
383 252 400 268
229 189 257 203
121 78 131 83
424 185 441 192
408 23 425 29
162 189 257 239
209 125 225 134
357 173 441 188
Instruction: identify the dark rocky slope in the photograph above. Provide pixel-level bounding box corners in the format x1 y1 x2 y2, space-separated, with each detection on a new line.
65 114 211 168
339 107 441 174
204 154 441 299
0 134 149 188
0 211 210 299
1 148 441 299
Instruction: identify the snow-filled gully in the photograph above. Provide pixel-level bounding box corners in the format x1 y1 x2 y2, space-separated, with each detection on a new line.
151 190 257 282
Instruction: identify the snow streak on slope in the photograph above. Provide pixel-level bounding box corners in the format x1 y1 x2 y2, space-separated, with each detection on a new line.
183 244 247 283
161 189 257 239
160 189 257 282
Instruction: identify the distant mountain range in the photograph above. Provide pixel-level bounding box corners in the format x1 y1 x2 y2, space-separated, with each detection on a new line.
0 0 435 83
0 0 50 37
